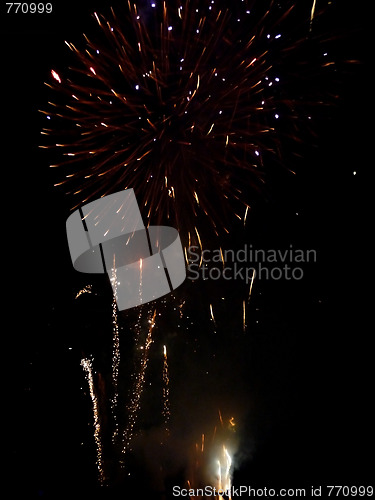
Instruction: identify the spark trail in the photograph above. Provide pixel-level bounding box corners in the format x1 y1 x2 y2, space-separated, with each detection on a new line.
81 357 105 484
110 263 121 443
185 411 237 499
162 344 170 434
122 307 157 454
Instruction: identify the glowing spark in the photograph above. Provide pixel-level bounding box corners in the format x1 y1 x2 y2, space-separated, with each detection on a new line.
207 123 215 135
229 417 236 430
178 299 185 319
75 284 92 298
210 303 216 326
244 205 249 226
310 0 317 23
248 268 255 301
51 69 61 83
219 247 225 269
184 246 189 266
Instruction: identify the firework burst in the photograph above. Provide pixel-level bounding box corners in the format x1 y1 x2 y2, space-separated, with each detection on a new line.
41 0 334 243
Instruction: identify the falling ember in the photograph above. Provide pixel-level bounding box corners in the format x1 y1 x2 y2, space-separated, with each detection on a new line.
178 299 186 319
248 269 255 301
80 358 105 484
229 417 236 430
50 69 61 83
310 0 317 24
244 205 249 227
210 303 216 326
219 248 225 269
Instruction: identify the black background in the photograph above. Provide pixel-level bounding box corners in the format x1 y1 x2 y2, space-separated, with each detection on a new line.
3 1 372 497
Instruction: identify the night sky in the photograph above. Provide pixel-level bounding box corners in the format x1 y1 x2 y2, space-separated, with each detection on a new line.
3 1 372 498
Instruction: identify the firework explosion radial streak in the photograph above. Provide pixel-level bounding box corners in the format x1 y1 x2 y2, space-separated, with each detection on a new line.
41 0 336 244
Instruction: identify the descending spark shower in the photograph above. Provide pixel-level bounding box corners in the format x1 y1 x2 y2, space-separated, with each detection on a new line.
46 0 345 494
81 357 105 485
